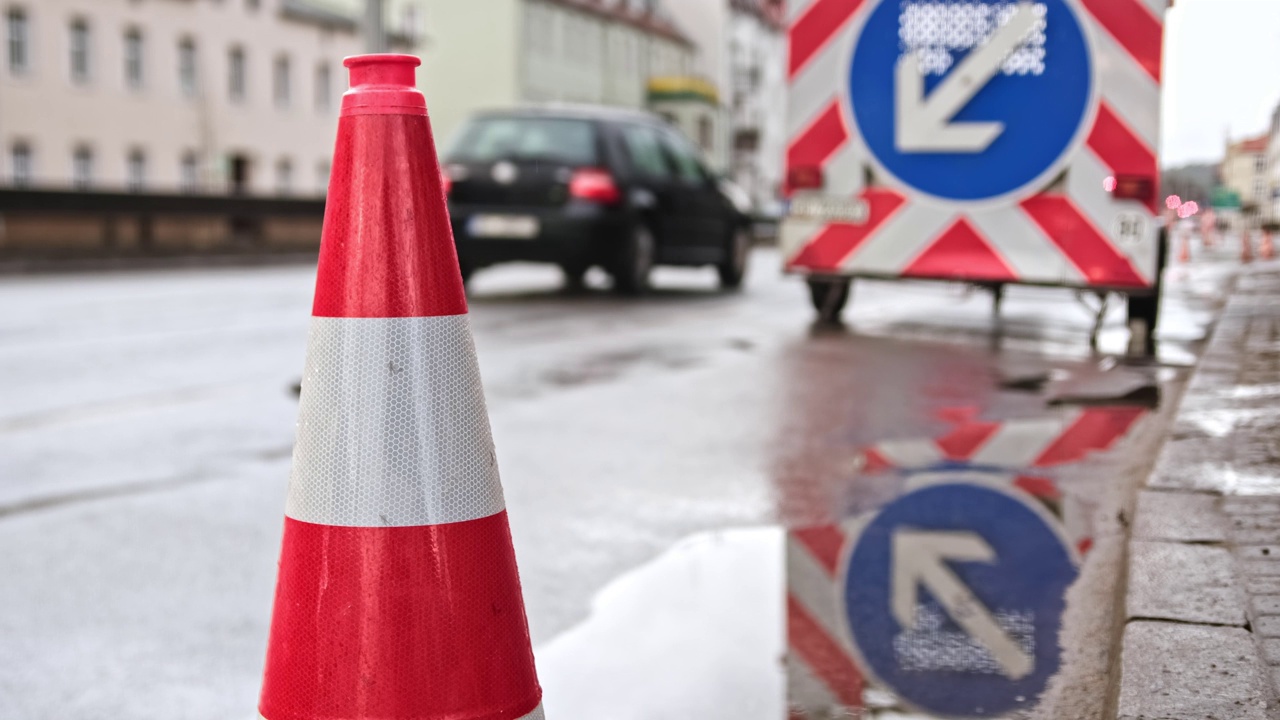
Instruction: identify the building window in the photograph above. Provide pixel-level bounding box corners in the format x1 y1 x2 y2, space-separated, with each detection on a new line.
526 3 552 56
276 158 292 194
126 148 145 192
273 54 290 107
400 4 420 42
178 38 197 97
7 7 27 74
10 141 31 186
72 145 93 189
315 62 330 111
1257 155 1268 174
69 18 90 83
1256 179 1268 202
180 151 199 193
698 115 713 151
317 160 329 192
228 46 245 101
124 28 144 89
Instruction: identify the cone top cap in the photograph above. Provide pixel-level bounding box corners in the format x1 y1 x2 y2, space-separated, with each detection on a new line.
341 54 426 116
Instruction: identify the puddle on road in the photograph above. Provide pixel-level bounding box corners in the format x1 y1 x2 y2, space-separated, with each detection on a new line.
537 333 1165 720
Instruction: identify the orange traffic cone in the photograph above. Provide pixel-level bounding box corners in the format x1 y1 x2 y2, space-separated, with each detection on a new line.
258 55 543 720
1261 231 1275 261
1242 229 1254 264
1176 231 1191 264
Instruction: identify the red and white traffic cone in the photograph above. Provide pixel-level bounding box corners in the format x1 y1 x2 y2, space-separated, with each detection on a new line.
258 55 543 720
1261 230 1275 261
1176 231 1191 264
1242 229 1254 264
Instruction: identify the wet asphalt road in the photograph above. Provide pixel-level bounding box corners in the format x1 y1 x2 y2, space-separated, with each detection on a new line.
0 248 1237 718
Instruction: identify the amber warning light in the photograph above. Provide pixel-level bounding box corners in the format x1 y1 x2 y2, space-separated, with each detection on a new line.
1103 175 1156 204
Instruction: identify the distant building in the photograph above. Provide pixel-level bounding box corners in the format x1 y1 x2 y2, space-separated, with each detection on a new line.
663 0 786 208
0 0 407 195
1269 104 1280 224
370 0 700 156
1221 133 1270 229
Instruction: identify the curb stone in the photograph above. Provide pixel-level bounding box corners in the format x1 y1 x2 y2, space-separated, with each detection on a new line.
1115 263 1280 719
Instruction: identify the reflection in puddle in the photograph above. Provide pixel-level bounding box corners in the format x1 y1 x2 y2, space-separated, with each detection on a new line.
534 405 1148 719
786 405 1147 719
538 332 1158 719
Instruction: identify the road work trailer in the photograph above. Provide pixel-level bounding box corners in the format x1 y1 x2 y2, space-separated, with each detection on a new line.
780 0 1168 354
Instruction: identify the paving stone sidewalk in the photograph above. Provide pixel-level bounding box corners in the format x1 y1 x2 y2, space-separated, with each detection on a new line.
1117 262 1280 720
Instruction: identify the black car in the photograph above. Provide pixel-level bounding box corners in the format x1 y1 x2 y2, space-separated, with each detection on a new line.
443 106 752 293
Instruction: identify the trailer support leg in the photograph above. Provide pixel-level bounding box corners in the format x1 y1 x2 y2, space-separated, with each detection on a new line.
1089 292 1109 351
991 283 1005 322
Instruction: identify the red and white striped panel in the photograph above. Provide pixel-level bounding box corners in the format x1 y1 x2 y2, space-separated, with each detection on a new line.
860 406 1147 473
786 523 865 718
783 0 1165 290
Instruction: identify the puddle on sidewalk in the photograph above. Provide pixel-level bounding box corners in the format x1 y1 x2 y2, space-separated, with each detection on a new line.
536 334 1169 719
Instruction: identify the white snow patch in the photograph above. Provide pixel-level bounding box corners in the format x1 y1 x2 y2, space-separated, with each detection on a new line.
535 527 785 720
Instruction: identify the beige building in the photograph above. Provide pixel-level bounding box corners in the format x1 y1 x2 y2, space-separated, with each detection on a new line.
1221 133 1270 229
1 0 404 195
373 0 699 154
1269 104 1280 223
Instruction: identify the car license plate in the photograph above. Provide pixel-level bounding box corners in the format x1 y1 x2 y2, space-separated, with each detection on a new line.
467 214 539 239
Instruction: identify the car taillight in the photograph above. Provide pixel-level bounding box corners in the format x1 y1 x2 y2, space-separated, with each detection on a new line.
568 168 621 204
787 165 824 194
1111 175 1155 203
441 172 452 197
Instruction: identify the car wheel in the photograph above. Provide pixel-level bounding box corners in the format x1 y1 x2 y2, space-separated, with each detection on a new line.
808 277 851 324
560 262 589 292
717 226 751 290
614 224 654 295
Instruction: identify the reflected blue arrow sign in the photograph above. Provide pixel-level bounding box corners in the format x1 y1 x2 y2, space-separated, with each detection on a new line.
843 480 1078 717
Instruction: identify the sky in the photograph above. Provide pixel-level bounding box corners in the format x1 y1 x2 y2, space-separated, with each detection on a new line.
1162 0 1280 166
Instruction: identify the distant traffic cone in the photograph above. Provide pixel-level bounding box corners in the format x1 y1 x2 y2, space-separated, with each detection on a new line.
258 55 543 720
1261 230 1275 260
1176 231 1191 264
1242 230 1254 264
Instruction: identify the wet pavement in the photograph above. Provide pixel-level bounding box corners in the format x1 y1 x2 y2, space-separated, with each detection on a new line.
0 248 1239 718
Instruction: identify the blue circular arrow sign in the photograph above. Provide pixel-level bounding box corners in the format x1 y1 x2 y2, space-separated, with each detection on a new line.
849 0 1094 203
843 481 1077 717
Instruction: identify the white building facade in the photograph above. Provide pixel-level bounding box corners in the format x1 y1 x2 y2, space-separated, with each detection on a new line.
1 0 397 195
663 0 786 209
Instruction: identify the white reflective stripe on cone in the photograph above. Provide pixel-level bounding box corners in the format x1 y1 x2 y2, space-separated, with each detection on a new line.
287 315 505 527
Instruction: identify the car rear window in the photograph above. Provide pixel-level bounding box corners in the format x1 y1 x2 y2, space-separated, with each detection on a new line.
447 116 599 165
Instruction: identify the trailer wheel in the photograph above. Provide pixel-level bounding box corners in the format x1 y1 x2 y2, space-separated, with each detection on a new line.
808 278 851 324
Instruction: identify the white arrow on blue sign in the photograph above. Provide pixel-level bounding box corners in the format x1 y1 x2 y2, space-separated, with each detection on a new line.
843 478 1078 717
849 0 1095 202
